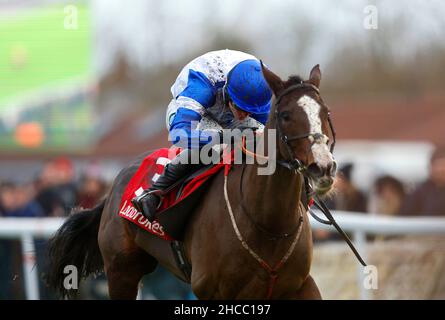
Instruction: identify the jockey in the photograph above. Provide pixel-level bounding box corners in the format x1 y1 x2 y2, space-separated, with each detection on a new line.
132 49 272 221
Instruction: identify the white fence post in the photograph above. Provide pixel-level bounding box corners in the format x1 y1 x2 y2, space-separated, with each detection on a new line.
353 230 369 300
20 233 40 300
0 218 64 300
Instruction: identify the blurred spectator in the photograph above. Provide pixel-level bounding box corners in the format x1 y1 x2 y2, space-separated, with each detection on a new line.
0 181 12 216
368 175 406 216
0 181 44 218
0 181 45 299
77 161 108 209
34 177 65 217
400 147 445 216
52 157 78 213
77 175 107 209
327 163 367 212
314 163 367 242
35 157 78 216
78 176 106 209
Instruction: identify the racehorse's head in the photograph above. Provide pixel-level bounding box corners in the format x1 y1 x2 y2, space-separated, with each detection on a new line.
262 63 337 195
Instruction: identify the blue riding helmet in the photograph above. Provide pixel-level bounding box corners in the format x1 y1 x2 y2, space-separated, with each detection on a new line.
226 59 272 115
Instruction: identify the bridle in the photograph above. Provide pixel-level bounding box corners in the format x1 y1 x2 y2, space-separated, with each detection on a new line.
272 82 366 267
274 82 336 173
224 81 366 299
237 82 337 240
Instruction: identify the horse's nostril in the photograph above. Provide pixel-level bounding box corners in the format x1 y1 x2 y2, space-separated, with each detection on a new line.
307 163 324 178
326 163 332 174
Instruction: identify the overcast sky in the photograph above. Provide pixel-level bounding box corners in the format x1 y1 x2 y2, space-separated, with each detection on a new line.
2 0 444 74
91 0 445 76
1 0 443 77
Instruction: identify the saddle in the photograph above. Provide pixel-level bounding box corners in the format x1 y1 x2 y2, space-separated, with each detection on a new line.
119 148 227 240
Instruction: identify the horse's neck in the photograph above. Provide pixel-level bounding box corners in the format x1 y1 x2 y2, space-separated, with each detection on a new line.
242 161 303 234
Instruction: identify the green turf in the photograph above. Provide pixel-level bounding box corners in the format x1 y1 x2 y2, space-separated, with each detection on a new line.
0 4 91 107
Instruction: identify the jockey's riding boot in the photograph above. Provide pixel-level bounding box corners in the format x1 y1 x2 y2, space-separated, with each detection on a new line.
131 149 199 222
131 188 161 222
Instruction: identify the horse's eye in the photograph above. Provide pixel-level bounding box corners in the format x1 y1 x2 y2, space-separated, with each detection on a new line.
280 111 291 121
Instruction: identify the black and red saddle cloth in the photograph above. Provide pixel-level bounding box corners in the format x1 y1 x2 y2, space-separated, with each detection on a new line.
119 147 229 240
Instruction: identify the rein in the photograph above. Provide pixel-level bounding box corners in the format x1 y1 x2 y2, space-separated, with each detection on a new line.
306 184 367 267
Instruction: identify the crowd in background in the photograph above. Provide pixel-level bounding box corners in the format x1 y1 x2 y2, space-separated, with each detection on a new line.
0 157 107 219
327 146 445 217
1 147 445 299
0 157 108 299
0 156 192 300
313 147 445 241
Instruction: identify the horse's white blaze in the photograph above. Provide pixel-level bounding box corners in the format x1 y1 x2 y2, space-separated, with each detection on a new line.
297 95 333 168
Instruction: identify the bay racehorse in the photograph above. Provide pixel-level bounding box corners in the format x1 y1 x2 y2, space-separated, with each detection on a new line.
46 64 337 299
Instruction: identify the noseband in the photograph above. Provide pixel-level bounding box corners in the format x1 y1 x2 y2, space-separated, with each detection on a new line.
274 82 336 172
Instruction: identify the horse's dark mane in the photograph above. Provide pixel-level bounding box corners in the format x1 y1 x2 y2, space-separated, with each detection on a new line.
284 75 304 88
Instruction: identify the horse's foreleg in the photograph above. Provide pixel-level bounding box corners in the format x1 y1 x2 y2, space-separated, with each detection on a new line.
292 275 322 300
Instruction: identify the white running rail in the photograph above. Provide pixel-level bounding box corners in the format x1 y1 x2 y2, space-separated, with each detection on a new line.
309 211 445 299
0 213 444 300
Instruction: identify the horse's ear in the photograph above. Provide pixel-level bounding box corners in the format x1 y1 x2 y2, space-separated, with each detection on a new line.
260 60 284 96
307 64 321 88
